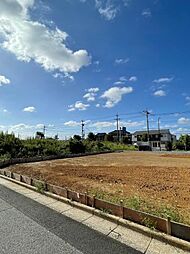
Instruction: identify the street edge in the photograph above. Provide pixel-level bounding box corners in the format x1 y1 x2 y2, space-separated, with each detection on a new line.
0 174 190 251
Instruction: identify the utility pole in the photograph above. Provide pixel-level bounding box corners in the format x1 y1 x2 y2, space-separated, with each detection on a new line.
120 127 122 143
115 113 120 142
43 125 46 139
158 117 161 151
81 120 85 140
143 110 151 149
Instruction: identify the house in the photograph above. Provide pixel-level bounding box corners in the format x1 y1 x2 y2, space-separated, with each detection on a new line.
35 131 45 139
109 127 131 143
132 129 176 151
96 133 107 141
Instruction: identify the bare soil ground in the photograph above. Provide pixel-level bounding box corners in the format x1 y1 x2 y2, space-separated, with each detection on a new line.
9 151 190 222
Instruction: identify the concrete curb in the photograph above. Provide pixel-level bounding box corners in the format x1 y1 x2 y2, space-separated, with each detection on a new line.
0 174 190 251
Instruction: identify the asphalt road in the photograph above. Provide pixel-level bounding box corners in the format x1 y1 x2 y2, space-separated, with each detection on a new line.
0 184 142 254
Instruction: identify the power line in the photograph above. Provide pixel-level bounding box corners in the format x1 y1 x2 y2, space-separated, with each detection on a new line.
153 110 190 116
3 108 190 139
38 110 190 131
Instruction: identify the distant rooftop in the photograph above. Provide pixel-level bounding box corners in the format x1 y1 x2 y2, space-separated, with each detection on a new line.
133 129 171 135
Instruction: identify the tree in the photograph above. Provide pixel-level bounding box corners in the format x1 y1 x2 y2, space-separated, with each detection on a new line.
176 134 190 150
165 141 172 151
0 132 23 158
141 134 148 142
87 132 96 141
69 140 85 154
122 136 131 145
73 135 81 141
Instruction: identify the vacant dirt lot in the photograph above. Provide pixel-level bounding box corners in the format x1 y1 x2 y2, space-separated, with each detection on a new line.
9 151 190 222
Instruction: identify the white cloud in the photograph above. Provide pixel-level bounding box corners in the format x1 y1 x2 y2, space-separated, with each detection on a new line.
68 106 75 112
0 0 91 75
64 121 81 127
83 87 99 102
163 124 178 129
84 92 97 100
153 90 166 97
120 120 144 128
178 117 190 125
96 103 100 108
83 93 96 102
90 121 114 128
53 73 63 79
68 101 90 111
80 0 130 20
88 87 99 93
23 106 36 112
3 109 8 113
95 0 119 21
142 9 152 18
114 76 127 85
119 76 127 82
114 76 137 85
11 124 32 130
8 123 44 131
129 76 137 82
0 122 57 138
185 96 190 106
115 58 129 65
53 72 75 81
101 86 133 108
64 120 90 127
90 119 144 130
114 81 124 85
0 75 10 86
153 77 173 83
35 123 44 129
64 73 75 81
176 127 189 133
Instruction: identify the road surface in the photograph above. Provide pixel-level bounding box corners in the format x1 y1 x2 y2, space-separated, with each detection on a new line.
0 184 141 254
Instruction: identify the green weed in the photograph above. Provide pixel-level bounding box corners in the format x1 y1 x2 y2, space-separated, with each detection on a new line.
35 182 46 194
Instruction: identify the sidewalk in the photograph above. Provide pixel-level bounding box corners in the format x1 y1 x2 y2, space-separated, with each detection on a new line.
0 177 189 254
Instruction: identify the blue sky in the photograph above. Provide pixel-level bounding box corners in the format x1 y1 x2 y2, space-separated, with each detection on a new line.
0 0 190 138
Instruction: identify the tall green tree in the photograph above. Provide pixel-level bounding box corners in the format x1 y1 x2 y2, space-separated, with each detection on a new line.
176 134 190 150
87 132 96 141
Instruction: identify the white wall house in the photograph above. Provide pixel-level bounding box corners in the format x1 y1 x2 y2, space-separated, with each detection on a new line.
132 129 176 151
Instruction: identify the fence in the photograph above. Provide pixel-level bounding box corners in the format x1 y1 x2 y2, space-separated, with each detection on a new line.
0 152 190 243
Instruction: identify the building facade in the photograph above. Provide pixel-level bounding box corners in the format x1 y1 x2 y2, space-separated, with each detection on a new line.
109 127 132 143
132 129 176 151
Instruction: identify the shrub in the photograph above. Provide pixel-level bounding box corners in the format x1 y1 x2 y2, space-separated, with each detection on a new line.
68 139 86 154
